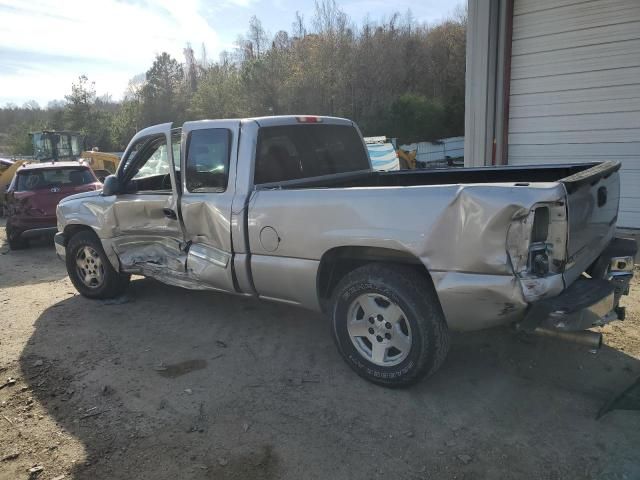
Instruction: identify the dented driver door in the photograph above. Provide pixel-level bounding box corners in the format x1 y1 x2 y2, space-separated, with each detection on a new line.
110 123 186 278
177 120 241 293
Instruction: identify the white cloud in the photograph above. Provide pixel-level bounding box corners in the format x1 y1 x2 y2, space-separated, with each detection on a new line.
0 0 461 105
0 0 223 104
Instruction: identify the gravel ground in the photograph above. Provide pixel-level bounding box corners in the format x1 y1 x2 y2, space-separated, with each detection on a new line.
1 219 639 480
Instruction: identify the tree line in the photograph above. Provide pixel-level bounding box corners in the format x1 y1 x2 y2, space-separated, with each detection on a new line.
0 1 466 155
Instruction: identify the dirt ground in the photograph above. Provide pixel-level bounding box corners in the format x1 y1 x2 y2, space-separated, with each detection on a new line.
1 220 639 480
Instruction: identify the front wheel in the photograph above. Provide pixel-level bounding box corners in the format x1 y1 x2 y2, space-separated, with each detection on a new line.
66 231 130 299
331 264 450 387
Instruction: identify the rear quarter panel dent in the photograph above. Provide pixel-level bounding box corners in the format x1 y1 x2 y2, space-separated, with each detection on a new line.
248 183 565 329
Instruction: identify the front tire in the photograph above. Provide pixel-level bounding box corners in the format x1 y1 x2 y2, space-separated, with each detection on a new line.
331 264 450 387
66 231 130 299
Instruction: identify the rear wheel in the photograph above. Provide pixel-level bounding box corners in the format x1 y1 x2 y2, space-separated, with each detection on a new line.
66 231 130 299
331 263 450 387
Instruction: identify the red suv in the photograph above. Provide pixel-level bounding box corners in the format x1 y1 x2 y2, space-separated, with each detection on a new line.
5 162 101 249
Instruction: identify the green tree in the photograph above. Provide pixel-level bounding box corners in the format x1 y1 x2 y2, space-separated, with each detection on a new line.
140 53 186 126
7 122 36 155
62 75 117 151
0 7 468 154
110 99 140 150
64 75 96 132
385 94 447 143
189 63 247 119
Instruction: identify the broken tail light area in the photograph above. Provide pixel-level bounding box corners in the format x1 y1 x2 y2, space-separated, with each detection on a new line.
507 202 568 302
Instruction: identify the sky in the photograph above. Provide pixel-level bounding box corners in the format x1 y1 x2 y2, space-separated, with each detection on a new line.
0 0 461 107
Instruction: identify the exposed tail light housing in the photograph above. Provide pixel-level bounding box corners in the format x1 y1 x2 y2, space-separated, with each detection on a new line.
530 206 549 243
506 201 569 302
527 206 551 276
507 202 568 278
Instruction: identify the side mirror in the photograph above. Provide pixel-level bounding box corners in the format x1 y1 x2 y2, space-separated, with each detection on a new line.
102 175 120 196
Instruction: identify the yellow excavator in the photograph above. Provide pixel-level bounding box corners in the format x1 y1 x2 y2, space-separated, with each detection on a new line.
2 130 120 196
0 158 26 215
30 130 120 181
78 148 120 181
397 148 417 170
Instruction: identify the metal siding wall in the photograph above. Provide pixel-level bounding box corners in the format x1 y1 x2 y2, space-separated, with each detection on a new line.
464 0 501 167
509 0 640 227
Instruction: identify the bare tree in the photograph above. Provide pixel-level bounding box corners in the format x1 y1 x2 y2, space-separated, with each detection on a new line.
292 11 305 38
200 43 208 68
183 43 198 93
248 15 268 57
22 100 40 111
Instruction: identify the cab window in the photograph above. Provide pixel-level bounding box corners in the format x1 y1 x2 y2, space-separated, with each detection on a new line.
185 129 231 192
121 135 172 192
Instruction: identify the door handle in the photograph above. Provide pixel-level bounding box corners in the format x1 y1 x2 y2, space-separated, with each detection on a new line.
162 208 177 220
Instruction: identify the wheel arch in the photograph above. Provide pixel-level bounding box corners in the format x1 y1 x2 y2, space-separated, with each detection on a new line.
63 223 99 242
316 246 440 313
63 224 120 271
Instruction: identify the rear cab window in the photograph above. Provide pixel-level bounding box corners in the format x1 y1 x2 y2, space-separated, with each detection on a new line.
254 124 369 185
15 168 96 192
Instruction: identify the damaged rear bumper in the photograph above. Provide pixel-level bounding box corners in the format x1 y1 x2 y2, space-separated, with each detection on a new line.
521 278 617 332
520 237 636 334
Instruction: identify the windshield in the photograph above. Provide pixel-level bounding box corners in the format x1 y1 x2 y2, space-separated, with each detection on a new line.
15 168 95 192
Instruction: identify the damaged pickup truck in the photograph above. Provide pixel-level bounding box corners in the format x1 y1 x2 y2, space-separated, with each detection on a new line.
55 116 636 386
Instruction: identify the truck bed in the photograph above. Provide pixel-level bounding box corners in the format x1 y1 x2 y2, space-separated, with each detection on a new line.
264 162 613 190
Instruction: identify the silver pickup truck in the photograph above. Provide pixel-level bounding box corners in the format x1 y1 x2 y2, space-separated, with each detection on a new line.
55 115 636 386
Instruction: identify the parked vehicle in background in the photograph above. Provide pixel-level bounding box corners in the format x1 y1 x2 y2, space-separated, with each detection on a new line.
0 157 14 170
364 136 400 171
29 130 119 182
31 130 84 162
55 116 635 387
401 136 464 169
79 149 121 182
6 162 101 249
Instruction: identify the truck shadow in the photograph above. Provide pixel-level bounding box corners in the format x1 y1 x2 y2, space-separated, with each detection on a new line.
17 278 640 479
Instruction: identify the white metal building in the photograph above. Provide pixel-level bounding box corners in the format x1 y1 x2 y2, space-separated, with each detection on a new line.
465 0 640 227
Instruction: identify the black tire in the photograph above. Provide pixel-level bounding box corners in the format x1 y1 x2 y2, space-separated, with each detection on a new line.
66 231 130 299
6 227 28 250
331 263 450 387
